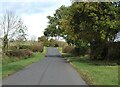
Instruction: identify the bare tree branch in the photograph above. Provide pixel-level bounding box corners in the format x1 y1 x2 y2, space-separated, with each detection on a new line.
0 10 27 53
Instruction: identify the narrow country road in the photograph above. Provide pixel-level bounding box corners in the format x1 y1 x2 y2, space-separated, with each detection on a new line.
3 47 88 85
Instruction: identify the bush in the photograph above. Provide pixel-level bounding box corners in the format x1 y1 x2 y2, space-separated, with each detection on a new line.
31 43 43 52
19 45 31 50
62 46 74 54
62 45 88 56
8 43 44 53
56 41 68 47
107 42 120 60
54 43 59 47
8 46 17 50
6 49 33 58
74 47 88 56
2 56 20 65
8 45 31 50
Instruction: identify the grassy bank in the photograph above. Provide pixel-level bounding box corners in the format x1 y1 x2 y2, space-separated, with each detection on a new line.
0 45 2 80
64 55 118 86
59 48 118 86
2 48 46 79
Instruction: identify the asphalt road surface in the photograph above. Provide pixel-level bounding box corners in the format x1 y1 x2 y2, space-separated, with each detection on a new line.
3 47 87 85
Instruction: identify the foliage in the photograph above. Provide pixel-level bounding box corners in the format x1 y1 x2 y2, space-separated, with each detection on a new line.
0 11 27 53
54 43 59 47
48 38 55 47
5 49 33 58
19 45 32 50
38 35 67 47
8 46 18 50
44 2 120 60
8 45 31 50
55 41 68 47
38 36 48 42
2 52 45 78
62 46 75 54
107 42 120 60
38 36 49 46
2 56 18 65
8 42 44 53
74 46 88 56
31 43 43 52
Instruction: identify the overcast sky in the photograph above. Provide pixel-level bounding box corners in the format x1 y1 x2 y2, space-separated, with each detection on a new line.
0 0 71 40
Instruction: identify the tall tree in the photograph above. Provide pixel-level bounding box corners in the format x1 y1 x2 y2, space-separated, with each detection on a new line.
0 11 27 53
44 2 120 60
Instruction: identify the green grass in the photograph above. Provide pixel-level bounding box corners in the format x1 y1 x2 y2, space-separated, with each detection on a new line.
57 47 62 53
2 47 46 79
58 47 118 85
0 57 1 81
0 45 2 80
64 56 118 85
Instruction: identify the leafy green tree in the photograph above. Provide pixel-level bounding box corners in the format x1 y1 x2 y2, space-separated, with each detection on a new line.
44 2 120 60
38 36 49 46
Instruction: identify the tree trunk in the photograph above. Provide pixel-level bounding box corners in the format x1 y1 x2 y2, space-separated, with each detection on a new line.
3 34 8 54
90 40 108 60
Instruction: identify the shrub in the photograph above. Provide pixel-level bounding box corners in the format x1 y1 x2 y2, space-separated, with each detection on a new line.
6 49 33 58
54 43 59 47
8 45 32 50
62 46 74 54
2 56 20 65
8 46 17 50
9 43 44 53
56 41 68 47
19 45 31 50
31 43 43 52
74 47 88 56
107 42 120 60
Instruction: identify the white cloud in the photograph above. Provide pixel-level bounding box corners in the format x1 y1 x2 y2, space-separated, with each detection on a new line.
21 13 48 39
0 0 71 40
0 0 40 2
21 0 71 40
0 0 71 3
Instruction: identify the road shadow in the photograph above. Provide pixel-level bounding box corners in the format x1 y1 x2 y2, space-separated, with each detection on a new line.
45 55 62 58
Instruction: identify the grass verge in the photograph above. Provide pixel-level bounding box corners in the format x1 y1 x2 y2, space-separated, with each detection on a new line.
2 47 46 79
57 47 62 53
58 47 118 86
64 55 118 86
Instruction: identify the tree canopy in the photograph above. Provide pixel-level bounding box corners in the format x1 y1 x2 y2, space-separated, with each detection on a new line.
44 2 120 60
